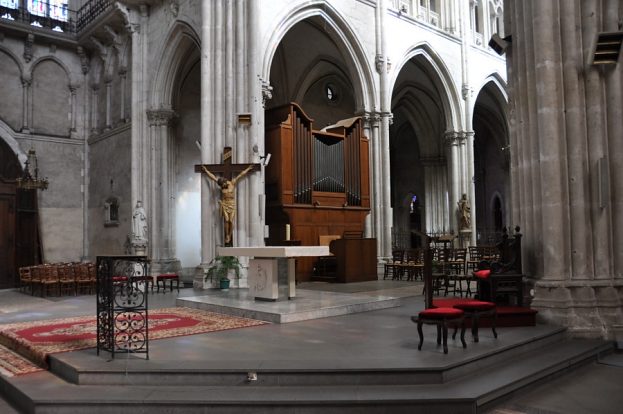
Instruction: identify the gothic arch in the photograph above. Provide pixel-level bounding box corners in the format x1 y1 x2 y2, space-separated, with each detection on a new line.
0 120 27 166
150 21 200 109
391 42 461 132
261 1 375 112
0 46 24 75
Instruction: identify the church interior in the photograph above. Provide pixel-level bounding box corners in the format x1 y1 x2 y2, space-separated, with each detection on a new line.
0 0 622 412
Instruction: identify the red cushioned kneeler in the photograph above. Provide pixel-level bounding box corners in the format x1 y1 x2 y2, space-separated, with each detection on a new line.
452 300 497 342
411 307 466 354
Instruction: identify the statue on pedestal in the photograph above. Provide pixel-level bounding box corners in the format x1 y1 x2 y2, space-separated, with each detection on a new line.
131 200 148 255
458 193 471 231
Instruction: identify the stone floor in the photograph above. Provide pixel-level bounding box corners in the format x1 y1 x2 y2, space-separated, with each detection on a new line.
0 281 621 413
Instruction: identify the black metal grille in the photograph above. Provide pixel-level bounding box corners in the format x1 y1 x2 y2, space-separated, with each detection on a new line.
96 255 149 360
76 0 112 33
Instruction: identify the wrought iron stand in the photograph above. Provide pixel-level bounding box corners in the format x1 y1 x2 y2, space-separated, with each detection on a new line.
96 255 149 359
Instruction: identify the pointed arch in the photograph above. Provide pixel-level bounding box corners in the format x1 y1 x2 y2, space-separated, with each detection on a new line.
0 119 27 166
391 42 461 132
28 55 77 86
150 21 201 109
261 1 375 112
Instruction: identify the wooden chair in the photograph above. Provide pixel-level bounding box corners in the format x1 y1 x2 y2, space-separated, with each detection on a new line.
384 250 404 280
404 249 424 281
40 264 60 297
75 262 93 295
29 265 42 296
467 246 483 272
156 273 180 293
18 266 32 293
411 307 467 354
59 263 77 296
447 248 470 296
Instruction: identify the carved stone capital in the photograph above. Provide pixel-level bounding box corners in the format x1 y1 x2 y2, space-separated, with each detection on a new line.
444 131 460 146
21 76 32 87
146 108 177 126
462 84 473 100
362 111 381 129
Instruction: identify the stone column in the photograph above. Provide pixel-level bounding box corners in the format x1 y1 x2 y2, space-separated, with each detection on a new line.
104 77 112 131
90 86 99 134
422 158 449 234
445 131 460 234
505 0 623 339
119 67 127 124
69 84 78 138
199 0 259 287
146 108 178 274
20 76 30 133
363 112 381 239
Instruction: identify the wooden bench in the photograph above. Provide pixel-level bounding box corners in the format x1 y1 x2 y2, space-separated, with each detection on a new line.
155 273 180 293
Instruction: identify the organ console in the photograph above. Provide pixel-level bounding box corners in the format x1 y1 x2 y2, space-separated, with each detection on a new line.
264 103 375 282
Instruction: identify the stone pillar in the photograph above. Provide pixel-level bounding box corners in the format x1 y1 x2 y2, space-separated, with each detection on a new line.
146 108 179 274
119 67 127 124
445 131 460 234
90 86 99 134
422 158 449 234
69 84 78 138
20 76 30 133
363 112 381 240
104 77 112 131
198 0 260 288
505 0 623 339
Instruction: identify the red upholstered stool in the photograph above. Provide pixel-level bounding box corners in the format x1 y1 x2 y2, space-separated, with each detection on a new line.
411 307 466 354
156 273 180 293
452 300 497 343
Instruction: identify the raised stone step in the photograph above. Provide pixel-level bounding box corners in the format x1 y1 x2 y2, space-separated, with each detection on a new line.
49 327 569 386
4 339 613 414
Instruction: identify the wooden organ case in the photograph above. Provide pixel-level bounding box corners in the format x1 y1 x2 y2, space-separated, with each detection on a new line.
265 103 376 282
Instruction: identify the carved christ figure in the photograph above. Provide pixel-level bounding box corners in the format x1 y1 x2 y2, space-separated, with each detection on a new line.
202 164 255 245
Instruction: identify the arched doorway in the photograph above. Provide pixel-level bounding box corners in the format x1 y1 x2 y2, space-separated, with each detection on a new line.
390 50 457 248
473 79 509 243
0 138 42 288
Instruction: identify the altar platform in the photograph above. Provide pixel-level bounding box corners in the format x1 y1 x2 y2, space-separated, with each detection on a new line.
176 280 418 323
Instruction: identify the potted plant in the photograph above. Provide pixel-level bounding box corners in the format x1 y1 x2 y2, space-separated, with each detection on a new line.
204 256 242 290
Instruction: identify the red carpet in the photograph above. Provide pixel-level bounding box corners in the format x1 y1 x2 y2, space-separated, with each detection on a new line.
432 298 538 327
0 307 268 371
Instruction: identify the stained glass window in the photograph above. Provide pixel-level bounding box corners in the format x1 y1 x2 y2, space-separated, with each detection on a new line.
27 1 68 21
0 0 18 9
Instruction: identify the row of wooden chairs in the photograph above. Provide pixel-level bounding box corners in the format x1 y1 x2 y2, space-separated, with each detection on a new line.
19 262 96 297
386 246 501 298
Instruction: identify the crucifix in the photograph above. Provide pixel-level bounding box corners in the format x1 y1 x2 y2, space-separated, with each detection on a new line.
195 147 260 246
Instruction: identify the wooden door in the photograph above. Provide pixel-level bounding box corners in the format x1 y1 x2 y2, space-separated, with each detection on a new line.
0 181 16 289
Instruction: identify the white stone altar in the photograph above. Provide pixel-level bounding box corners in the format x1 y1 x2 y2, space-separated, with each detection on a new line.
217 246 330 301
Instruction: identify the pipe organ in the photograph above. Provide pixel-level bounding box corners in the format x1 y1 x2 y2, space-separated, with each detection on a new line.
265 103 374 281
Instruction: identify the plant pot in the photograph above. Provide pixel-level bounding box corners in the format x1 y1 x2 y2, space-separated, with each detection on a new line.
219 279 230 290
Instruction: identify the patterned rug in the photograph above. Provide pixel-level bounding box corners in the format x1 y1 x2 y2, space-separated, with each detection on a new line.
0 344 44 377
0 307 267 373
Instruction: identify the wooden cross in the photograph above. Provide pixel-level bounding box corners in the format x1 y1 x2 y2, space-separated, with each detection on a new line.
195 147 261 246
194 147 260 181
